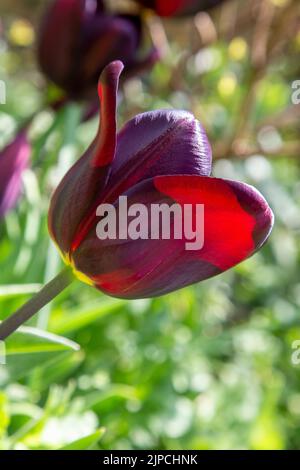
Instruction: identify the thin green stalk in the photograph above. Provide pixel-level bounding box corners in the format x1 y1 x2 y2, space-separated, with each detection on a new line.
0 268 74 341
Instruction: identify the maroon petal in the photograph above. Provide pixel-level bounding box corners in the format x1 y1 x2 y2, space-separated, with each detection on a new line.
38 0 86 89
135 0 228 16
38 1 156 99
95 0 105 13
72 175 273 298
80 15 142 98
48 61 124 257
66 108 211 257
103 109 212 203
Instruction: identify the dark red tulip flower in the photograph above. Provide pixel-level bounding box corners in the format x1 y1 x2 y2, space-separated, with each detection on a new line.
38 0 158 100
48 61 273 299
135 0 228 17
0 130 31 219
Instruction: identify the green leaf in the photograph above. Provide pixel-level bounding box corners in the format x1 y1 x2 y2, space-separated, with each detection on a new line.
50 300 126 335
60 428 105 450
0 325 80 381
4 326 80 354
0 392 10 439
29 351 84 391
85 385 140 411
0 284 42 298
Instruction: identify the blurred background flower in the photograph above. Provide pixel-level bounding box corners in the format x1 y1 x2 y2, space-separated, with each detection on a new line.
0 129 31 219
134 0 229 17
38 0 158 100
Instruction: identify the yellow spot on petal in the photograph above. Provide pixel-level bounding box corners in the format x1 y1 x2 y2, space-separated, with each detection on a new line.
228 37 248 61
72 268 94 286
9 19 35 47
63 255 94 287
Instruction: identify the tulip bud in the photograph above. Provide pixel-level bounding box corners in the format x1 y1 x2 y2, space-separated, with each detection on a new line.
49 61 274 299
0 130 30 218
135 0 228 17
38 0 158 100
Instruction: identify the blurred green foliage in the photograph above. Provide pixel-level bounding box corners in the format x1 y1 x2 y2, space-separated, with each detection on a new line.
0 0 300 450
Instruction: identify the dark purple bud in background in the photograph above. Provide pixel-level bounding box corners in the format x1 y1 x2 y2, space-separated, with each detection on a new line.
38 0 158 100
0 130 31 219
135 0 228 17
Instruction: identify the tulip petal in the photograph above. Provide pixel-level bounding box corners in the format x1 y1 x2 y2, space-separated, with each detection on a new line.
38 1 156 99
157 0 228 15
66 109 211 256
80 15 141 98
136 0 227 16
72 175 273 298
157 0 193 16
96 0 104 13
95 60 124 166
48 61 123 256
0 131 30 218
38 0 85 89
104 110 212 202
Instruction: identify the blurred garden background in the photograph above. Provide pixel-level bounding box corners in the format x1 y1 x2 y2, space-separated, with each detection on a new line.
0 0 300 450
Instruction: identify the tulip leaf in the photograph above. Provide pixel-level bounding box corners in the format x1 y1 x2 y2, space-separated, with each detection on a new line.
50 299 126 335
85 385 140 411
0 325 80 381
28 351 84 391
0 284 42 298
59 428 106 450
4 325 80 354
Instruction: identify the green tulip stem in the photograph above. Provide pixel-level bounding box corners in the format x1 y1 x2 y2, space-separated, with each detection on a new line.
0 268 74 341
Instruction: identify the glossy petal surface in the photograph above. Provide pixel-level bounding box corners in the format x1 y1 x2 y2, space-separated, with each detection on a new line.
49 60 274 299
72 175 273 298
48 61 124 256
